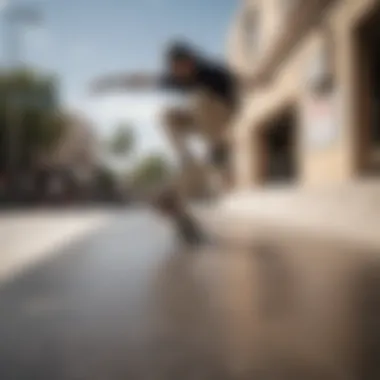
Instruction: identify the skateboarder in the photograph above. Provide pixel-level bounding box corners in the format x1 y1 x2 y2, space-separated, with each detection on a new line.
91 41 237 245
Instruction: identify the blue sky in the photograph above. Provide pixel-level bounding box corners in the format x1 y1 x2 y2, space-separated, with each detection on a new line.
0 0 237 158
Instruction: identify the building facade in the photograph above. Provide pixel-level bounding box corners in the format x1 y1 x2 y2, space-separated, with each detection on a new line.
228 0 380 190
49 113 99 184
37 113 100 200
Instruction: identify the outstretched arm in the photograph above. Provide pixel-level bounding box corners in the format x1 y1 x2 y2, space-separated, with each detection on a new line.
89 72 164 94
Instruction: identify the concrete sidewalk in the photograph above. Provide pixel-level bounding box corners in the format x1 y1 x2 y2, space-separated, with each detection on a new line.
194 180 380 251
0 209 113 283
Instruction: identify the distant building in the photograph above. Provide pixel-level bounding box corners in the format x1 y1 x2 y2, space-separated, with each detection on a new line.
53 114 99 181
38 113 100 200
228 0 380 189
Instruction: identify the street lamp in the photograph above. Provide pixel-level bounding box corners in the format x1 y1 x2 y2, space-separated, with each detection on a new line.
4 2 43 66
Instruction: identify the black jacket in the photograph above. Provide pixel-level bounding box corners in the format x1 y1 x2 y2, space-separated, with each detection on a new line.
160 60 237 108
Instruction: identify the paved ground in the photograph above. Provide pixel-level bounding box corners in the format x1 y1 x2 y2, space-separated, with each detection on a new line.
217 181 380 251
0 209 113 283
0 208 378 379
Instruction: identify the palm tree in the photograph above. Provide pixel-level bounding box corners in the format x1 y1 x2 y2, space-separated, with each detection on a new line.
109 122 135 158
107 122 137 194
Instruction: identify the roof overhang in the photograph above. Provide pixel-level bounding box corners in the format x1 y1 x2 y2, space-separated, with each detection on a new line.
241 0 338 89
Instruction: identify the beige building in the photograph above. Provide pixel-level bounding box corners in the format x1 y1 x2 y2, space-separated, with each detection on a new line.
53 114 99 182
42 114 99 173
227 0 380 190
38 113 100 196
